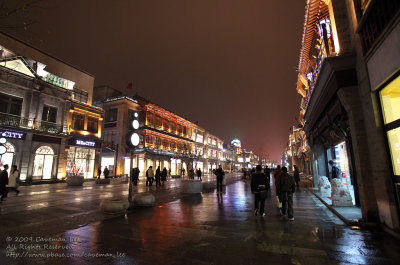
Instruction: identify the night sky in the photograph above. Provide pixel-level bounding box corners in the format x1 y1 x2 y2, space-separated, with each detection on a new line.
4 0 305 162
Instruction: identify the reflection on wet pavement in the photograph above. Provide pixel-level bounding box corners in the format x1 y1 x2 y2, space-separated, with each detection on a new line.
2 180 398 264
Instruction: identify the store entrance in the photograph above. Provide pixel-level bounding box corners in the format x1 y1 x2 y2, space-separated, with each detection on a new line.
326 141 356 205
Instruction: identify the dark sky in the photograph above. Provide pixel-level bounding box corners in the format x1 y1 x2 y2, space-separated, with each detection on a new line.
5 0 305 162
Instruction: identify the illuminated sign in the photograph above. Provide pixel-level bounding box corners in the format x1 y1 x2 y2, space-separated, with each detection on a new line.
76 140 96 147
0 130 26 140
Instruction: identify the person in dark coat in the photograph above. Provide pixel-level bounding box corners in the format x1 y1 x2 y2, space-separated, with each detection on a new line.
0 164 9 202
155 166 161 186
214 165 225 193
161 167 167 186
197 168 202 181
328 160 340 181
251 165 268 216
103 167 109 179
276 166 296 221
263 166 271 189
293 165 300 189
146 166 154 186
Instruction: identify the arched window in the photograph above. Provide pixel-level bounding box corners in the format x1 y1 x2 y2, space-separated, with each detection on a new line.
0 142 15 177
33 146 54 180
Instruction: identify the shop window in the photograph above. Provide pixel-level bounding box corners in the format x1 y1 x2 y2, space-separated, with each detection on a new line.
32 146 54 180
87 116 98 133
72 113 85 130
0 142 15 178
66 147 95 178
42 105 57 123
0 93 22 119
380 74 400 176
105 108 118 123
146 111 154 127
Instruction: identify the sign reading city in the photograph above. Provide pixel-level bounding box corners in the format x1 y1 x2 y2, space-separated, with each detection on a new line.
76 140 96 147
0 130 26 140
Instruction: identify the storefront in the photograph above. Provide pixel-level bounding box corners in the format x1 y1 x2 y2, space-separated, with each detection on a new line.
0 129 26 177
32 145 55 180
66 136 101 179
326 141 355 204
378 71 400 207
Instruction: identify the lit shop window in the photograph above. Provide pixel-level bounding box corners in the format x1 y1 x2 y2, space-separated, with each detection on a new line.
380 74 400 176
387 128 400 175
66 147 95 178
0 142 15 177
380 75 400 124
33 146 54 180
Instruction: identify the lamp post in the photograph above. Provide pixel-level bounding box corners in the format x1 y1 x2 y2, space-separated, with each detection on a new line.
127 111 140 204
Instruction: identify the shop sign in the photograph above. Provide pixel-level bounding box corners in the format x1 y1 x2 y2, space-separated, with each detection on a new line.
0 130 26 140
76 140 96 147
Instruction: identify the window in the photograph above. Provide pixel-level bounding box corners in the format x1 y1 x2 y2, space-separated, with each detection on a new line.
177 124 182 135
380 74 400 176
145 135 153 147
146 111 154 127
183 126 187 136
32 146 54 180
154 137 161 148
42 105 57 123
170 141 176 150
72 113 85 130
155 115 162 130
196 133 203 143
162 139 169 149
0 93 22 116
163 118 169 131
87 116 98 133
170 122 176 133
72 89 88 104
105 108 118 123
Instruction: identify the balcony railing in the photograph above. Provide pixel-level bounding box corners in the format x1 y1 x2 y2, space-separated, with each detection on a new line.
0 112 67 135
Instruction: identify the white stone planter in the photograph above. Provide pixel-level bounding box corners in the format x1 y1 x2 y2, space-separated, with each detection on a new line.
95 178 110 184
318 176 331 197
331 179 353 206
181 180 203 194
101 198 129 214
66 176 84 186
133 193 155 207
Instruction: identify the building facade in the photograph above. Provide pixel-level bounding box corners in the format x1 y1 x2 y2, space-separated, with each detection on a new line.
295 0 400 229
0 33 103 182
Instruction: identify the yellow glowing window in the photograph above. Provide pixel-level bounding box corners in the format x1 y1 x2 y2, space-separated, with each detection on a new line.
0 59 35 77
380 75 400 124
387 128 400 175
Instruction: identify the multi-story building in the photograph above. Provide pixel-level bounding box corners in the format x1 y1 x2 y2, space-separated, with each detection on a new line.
0 32 103 182
295 0 400 229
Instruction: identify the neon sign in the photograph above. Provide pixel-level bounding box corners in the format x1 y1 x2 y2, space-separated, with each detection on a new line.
0 130 26 139
76 140 96 147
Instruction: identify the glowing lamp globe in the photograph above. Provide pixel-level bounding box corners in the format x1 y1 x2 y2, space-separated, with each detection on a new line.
132 120 139 130
130 133 140 147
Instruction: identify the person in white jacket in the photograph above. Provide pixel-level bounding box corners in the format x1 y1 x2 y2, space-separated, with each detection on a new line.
7 165 20 195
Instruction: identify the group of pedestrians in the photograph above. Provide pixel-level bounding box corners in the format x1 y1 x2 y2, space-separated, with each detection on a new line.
251 164 298 221
0 164 20 202
145 166 168 186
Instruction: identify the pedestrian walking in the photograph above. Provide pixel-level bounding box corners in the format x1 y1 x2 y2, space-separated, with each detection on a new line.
97 166 102 179
146 166 154 186
189 168 195 179
263 166 271 189
161 167 167 186
168 168 171 178
276 166 296 221
251 165 268 216
293 165 300 189
197 168 202 181
7 165 20 195
181 168 185 177
103 167 109 179
215 165 225 193
328 160 340 181
155 166 161 186
0 164 9 202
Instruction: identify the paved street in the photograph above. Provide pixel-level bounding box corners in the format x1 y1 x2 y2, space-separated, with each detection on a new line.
1 176 400 264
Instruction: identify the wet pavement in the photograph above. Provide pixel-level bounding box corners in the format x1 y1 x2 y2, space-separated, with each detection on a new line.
1 178 400 264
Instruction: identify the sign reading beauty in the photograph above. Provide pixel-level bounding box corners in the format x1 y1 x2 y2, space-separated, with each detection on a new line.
0 130 26 140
